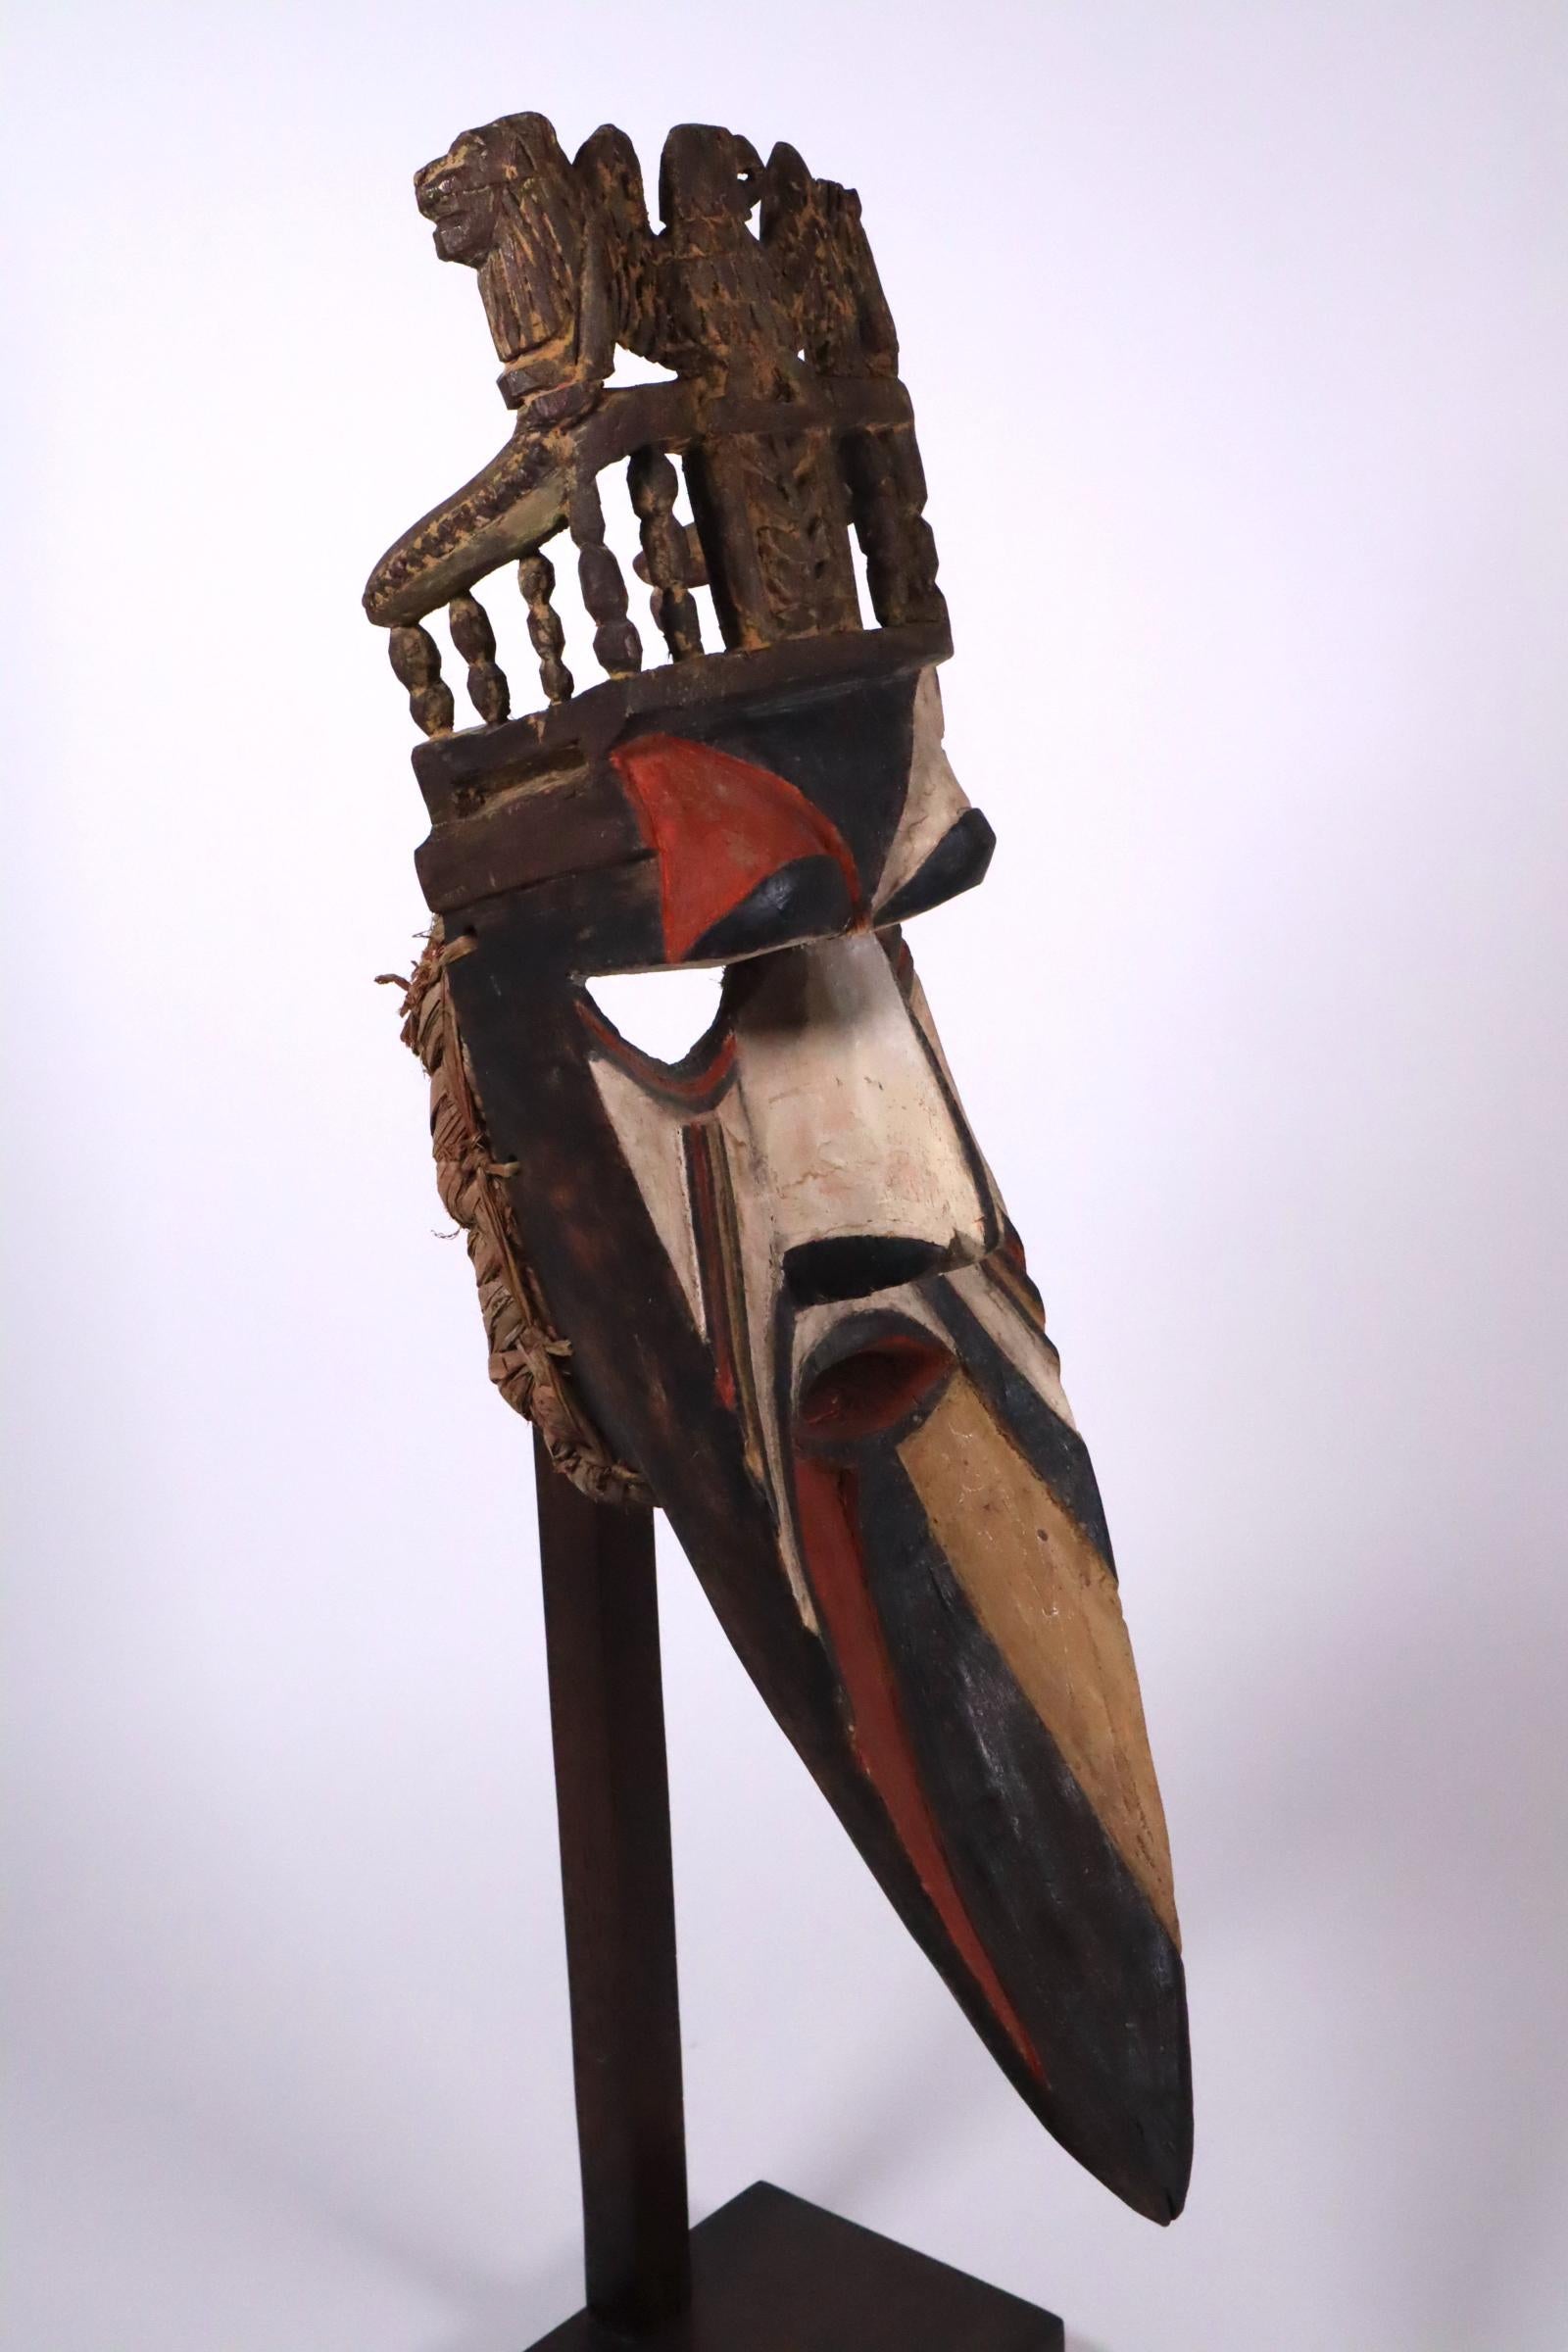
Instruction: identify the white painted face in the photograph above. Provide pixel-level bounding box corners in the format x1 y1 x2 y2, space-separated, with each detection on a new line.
717 933 985 1270
579 669 1028 1603
589 931 989 1316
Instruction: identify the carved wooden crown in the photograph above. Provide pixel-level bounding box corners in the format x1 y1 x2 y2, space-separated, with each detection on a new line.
365 115 948 750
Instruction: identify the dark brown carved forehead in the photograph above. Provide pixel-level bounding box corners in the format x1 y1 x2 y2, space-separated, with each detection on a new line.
422 803 989 990
411 651 991 973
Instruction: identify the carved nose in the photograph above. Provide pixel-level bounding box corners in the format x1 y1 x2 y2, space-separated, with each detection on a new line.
783 1235 958 1307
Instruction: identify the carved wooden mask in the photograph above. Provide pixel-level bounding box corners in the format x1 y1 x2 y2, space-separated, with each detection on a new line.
369 116 1192 2226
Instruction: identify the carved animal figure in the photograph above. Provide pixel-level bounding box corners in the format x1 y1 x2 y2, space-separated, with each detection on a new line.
760 141 900 378
365 118 922 636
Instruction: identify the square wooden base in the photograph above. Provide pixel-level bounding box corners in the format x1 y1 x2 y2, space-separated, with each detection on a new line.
525 2180 1063 2350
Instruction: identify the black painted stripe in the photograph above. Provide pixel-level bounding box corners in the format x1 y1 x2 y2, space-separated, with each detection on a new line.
853 1442 1191 2222
932 1282 1118 1576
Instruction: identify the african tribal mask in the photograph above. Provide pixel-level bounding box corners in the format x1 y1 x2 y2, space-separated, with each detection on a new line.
368 115 1192 2225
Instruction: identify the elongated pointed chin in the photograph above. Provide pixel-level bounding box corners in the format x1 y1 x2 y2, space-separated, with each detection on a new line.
788 1312 1191 2223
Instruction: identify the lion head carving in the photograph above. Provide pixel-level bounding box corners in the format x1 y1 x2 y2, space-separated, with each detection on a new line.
414 113 588 376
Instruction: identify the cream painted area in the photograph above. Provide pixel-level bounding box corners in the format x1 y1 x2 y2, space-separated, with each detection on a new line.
708 1100 815 1621
901 1374 1178 1944
874 666 974 906
948 1262 1078 1432
726 933 988 1264
711 933 992 1626
588 1054 704 1332
902 958 1007 1238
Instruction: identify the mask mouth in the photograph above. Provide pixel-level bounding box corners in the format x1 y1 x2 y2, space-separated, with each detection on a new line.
795 1309 956 1448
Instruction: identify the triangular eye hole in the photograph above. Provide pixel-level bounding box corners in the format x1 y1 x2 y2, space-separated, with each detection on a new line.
583 965 726 1065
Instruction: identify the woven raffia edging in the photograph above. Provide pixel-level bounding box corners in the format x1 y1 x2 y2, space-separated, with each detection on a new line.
381 926 649 1508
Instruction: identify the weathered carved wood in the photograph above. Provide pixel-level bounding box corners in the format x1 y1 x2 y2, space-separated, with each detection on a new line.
570 469 642 679
517 551 574 705
629 446 703 662
415 114 604 402
760 140 900 379
572 123 660 365
363 120 939 679
449 592 512 725
416 761 650 914
841 429 900 625
388 622 455 738
411 620 950 824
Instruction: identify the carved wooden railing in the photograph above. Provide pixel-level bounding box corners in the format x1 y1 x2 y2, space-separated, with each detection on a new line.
379 373 940 743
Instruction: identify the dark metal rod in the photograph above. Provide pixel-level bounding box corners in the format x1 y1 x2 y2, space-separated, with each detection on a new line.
533 1433 692 2332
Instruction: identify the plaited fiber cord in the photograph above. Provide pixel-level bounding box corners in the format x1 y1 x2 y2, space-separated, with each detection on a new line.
382 926 649 1507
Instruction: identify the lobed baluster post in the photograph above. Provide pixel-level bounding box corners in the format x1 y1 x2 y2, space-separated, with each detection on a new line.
882 425 945 628
570 472 642 678
628 448 703 663
841 425 945 631
388 624 455 738
517 552 574 705
448 593 511 726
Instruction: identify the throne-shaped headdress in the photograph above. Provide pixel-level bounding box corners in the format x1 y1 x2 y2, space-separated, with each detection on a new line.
365 114 947 835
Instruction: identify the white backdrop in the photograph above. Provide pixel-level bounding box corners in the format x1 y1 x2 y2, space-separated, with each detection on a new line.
8 5 1567 2346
